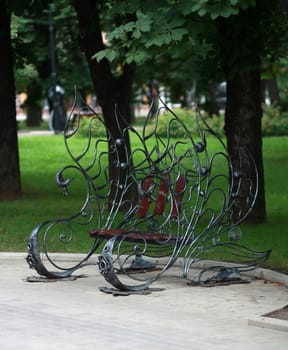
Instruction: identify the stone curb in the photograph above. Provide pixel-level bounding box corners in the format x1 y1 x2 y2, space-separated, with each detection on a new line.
248 316 288 333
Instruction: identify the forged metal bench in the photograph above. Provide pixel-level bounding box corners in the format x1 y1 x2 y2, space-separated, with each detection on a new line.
26 96 270 292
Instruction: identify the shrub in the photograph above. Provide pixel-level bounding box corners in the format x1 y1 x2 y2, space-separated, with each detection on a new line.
155 108 225 138
155 105 288 138
262 104 288 136
75 104 288 139
75 115 107 137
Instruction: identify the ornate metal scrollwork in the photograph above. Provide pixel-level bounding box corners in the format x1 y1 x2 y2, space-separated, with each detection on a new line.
27 93 270 290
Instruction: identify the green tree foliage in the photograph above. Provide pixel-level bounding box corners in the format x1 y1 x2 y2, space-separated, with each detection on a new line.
95 1 287 81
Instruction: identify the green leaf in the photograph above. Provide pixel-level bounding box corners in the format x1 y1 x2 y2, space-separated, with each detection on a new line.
106 49 118 62
125 48 151 64
221 7 239 18
191 2 206 12
136 11 152 32
93 51 105 62
93 49 117 63
108 22 136 41
133 28 141 39
145 33 170 48
198 8 207 17
171 28 188 41
169 18 186 28
182 0 210 15
210 12 219 20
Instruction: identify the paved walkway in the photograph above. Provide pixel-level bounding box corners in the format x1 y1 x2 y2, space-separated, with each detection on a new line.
0 253 287 350
18 130 55 137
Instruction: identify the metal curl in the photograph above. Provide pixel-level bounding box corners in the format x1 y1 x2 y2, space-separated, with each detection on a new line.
27 92 270 290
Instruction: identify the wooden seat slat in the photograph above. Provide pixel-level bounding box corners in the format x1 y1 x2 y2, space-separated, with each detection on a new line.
89 229 174 243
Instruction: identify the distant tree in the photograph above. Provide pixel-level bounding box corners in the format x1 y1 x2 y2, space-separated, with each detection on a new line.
13 0 92 127
0 0 21 199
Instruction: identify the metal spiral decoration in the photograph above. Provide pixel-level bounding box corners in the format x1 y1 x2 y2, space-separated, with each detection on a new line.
26 94 270 290
26 93 108 278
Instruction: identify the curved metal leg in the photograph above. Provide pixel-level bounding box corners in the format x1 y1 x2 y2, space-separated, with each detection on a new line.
97 234 179 291
26 222 101 279
98 237 153 291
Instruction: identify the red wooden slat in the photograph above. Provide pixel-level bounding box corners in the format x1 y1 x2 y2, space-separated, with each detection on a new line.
154 173 170 215
138 176 154 218
89 228 173 243
171 174 186 218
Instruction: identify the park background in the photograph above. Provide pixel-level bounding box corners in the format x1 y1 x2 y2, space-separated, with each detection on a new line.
1 1 288 274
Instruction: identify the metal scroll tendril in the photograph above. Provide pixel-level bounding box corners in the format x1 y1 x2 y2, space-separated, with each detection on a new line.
27 93 271 288
26 92 111 278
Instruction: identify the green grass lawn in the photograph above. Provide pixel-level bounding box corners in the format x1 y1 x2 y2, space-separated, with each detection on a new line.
243 135 288 272
0 133 287 273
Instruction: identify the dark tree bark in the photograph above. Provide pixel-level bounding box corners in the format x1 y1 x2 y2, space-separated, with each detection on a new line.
26 106 42 127
25 79 43 127
72 0 137 205
0 2 21 199
225 69 266 223
216 3 273 224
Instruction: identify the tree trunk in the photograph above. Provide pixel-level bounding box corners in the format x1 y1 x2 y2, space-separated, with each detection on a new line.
26 106 42 127
25 79 43 127
225 69 266 223
73 0 137 206
0 3 21 199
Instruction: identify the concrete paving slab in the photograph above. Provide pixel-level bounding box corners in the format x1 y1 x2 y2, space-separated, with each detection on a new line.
0 253 287 350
